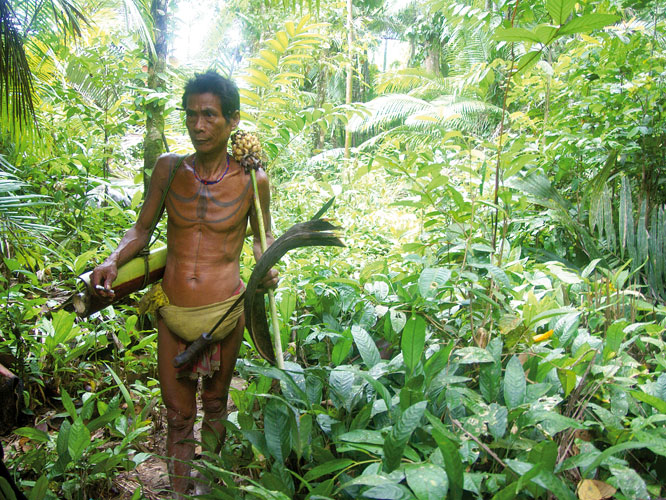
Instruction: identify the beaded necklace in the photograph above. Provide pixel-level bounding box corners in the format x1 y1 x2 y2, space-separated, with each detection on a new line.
192 154 230 185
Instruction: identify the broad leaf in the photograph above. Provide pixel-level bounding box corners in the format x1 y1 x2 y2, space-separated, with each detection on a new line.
401 315 426 373
303 459 354 482
546 0 575 24
68 418 90 461
418 268 451 298
264 399 291 462
351 325 381 368
559 14 619 36
494 27 541 43
504 356 526 409
383 401 427 472
431 428 463 500
405 463 448 500
453 347 495 364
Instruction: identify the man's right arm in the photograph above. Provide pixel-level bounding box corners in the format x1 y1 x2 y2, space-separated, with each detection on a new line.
91 155 173 296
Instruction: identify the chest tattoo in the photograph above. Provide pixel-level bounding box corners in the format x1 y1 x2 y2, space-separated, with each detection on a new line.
167 179 252 223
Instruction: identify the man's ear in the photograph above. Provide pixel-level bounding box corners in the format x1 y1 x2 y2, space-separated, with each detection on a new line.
230 110 241 129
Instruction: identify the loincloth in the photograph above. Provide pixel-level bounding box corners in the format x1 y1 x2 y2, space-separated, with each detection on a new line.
139 282 244 379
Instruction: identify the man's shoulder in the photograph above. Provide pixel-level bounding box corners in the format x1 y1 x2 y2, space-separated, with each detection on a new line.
156 152 189 168
154 153 190 178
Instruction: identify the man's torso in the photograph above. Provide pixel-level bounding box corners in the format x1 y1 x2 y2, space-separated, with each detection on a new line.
160 154 253 307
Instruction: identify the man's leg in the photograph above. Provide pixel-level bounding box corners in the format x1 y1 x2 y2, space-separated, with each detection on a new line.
200 317 245 453
158 318 197 498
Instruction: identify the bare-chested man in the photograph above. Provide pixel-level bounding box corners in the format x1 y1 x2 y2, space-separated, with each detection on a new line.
91 71 277 497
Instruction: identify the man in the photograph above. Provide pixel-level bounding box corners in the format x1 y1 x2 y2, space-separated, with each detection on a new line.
91 71 277 497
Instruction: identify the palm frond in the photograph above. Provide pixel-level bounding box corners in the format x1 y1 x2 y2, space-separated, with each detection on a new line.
0 0 35 127
376 68 462 97
347 94 433 133
0 167 54 239
349 92 502 139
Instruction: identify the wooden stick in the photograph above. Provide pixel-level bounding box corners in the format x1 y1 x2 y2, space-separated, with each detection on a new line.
250 169 284 369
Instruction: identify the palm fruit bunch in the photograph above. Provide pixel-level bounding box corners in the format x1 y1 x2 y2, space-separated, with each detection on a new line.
231 130 264 172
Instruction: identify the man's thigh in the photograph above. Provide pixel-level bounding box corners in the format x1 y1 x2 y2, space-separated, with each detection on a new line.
202 317 245 400
158 318 197 411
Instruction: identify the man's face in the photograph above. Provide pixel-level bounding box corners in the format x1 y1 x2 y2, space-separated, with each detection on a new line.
185 92 239 155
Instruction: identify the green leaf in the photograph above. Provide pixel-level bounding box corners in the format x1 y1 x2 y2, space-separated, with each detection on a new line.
559 14 619 35
494 27 541 43
405 463 448 500
357 371 393 412
303 459 354 482
401 315 426 373
383 401 427 472
13 427 50 443
28 475 49 500
60 388 78 420
331 337 353 365
431 428 463 500
630 390 666 414
487 404 508 440
609 465 649 499
264 399 291 462
363 483 409 499
390 309 407 334
557 368 577 397
68 417 91 461
581 441 656 477
329 368 355 410
0 478 18 500
526 410 587 435
480 338 503 403
504 356 526 409
351 326 381 368
106 364 135 417
418 268 451 298
656 373 666 401
546 0 575 24
452 347 495 364
515 50 543 75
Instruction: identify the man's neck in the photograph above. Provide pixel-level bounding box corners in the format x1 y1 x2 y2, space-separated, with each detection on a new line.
195 147 229 175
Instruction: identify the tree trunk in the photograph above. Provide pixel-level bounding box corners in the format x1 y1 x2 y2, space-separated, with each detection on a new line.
143 0 169 194
424 44 440 74
313 61 327 152
344 0 353 159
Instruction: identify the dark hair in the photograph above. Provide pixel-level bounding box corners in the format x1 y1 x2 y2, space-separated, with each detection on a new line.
181 71 240 120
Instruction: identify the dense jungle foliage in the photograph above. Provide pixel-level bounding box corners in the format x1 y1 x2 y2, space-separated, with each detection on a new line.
1 0 666 498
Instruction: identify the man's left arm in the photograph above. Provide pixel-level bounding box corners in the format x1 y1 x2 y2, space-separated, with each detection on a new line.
250 169 279 289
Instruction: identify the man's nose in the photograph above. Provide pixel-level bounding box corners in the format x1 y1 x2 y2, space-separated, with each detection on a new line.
193 115 205 131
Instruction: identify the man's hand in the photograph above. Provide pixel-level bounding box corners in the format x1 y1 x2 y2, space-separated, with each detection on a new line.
91 260 118 298
259 268 279 291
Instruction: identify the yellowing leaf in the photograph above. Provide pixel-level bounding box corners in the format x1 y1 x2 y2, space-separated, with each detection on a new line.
267 38 286 53
275 32 289 50
259 49 279 68
576 479 616 500
533 329 554 342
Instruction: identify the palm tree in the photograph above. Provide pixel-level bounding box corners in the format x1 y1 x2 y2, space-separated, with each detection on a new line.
0 0 86 129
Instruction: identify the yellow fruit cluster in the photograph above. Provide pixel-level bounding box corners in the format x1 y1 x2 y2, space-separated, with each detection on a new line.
231 130 262 161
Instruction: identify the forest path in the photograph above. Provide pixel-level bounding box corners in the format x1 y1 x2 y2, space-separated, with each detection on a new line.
112 376 247 499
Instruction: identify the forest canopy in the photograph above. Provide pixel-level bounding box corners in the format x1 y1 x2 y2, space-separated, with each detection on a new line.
1 0 665 498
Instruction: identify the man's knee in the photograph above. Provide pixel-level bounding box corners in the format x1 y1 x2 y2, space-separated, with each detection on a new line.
166 406 196 432
201 393 228 416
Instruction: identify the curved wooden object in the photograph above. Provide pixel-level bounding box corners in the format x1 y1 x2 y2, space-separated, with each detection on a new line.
244 219 344 364
73 245 167 317
174 218 344 367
